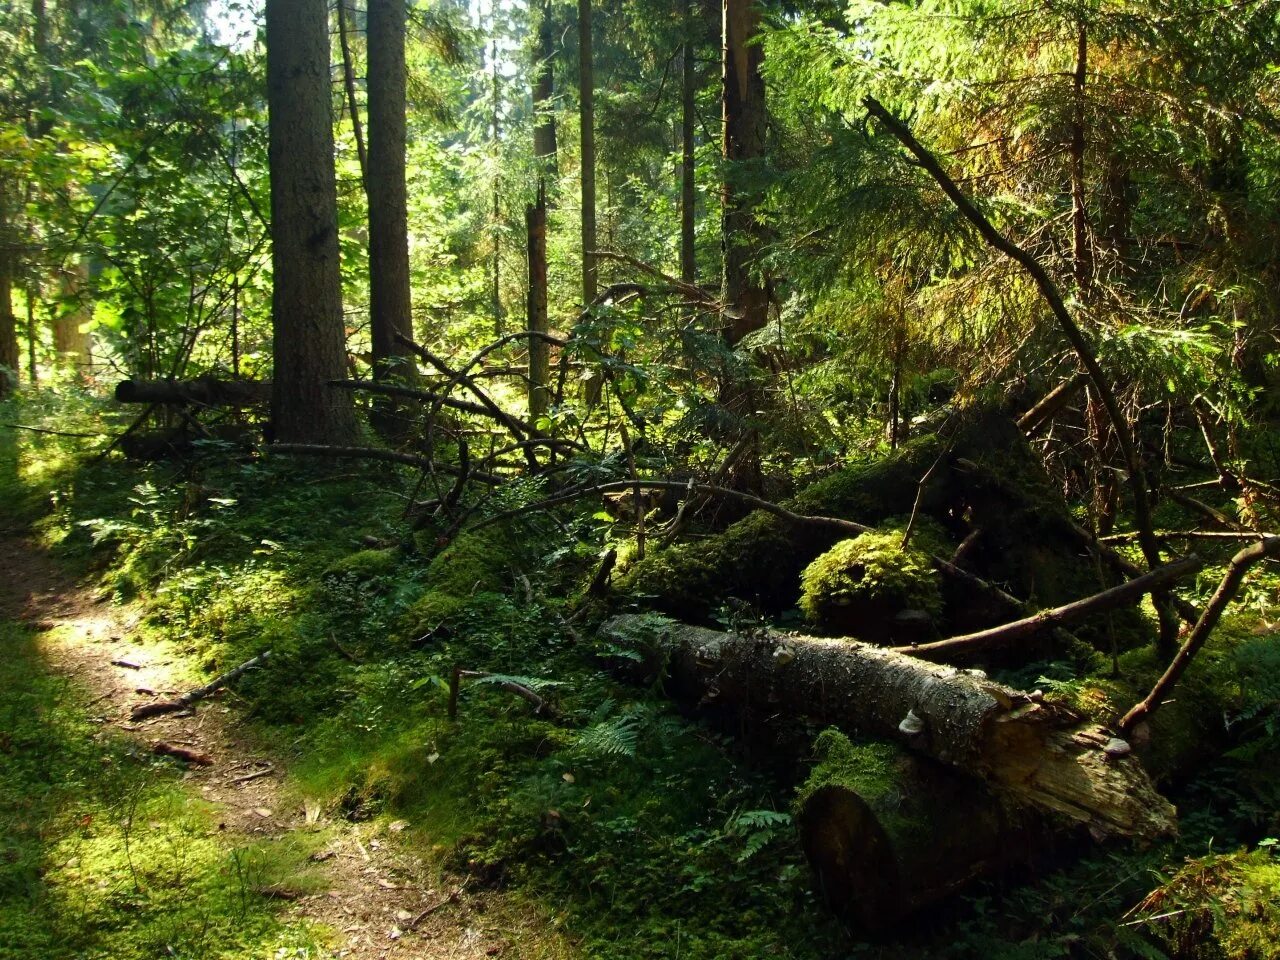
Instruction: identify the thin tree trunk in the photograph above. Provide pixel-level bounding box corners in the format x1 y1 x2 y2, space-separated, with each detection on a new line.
0 237 17 396
25 285 38 384
366 0 416 386
337 0 367 188
53 258 93 376
1069 21 1091 290
578 0 596 309
265 0 359 445
721 0 768 344
680 0 697 288
490 34 503 332
527 0 556 427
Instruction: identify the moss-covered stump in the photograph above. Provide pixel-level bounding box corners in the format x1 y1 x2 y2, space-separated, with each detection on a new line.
796 730 1033 930
620 409 1110 644
799 531 942 642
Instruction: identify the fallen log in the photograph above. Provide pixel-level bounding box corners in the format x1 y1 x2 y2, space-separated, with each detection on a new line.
115 377 271 407
601 615 1175 840
796 729 1037 930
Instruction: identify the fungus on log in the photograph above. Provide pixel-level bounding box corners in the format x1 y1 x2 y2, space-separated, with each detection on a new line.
601 615 1176 840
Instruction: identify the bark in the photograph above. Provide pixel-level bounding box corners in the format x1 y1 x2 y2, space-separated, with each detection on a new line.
527 186 550 426
797 734 1036 930
132 650 272 720
366 0 417 384
721 0 768 343
266 0 359 445
1018 371 1087 435
1069 22 1092 290
602 615 1176 839
578 0 596 309
114 377 271 407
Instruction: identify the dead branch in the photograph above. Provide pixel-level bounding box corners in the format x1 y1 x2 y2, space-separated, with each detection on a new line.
1019 372 1088 435
152 741 214 766
896 556 1202 662
446 666 551 719
1120 536 1280 734
131 650 272 720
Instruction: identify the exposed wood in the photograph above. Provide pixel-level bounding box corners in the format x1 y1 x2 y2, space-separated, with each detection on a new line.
131 650 272 720
896 555 1202 662
153 741 214 766
1120 536 1280 734
603 615 1175 839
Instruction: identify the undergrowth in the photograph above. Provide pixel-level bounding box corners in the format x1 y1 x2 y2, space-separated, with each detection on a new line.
4 390 1280 959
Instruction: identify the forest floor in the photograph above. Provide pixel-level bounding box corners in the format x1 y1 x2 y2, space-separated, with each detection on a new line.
0 527 560 959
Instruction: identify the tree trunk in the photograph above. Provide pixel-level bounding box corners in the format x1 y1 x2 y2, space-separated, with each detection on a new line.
578 0 596 310
527 0 556 427
0 239 17 396
721 0 768 344
336 0 367 187
265 0 359 445
114 377 272 407
490 34 504 333
602 615 1176 840
366 0 416 389
680 0 697 288
53 259 93 376
1069 21 1092 290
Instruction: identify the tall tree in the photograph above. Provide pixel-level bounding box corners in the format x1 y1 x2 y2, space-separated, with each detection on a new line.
721 0 768 343
265 0 358 444
527 0 556 427
366 0 417 385
0 188 16 395
579 0 596 308
680 0 697 288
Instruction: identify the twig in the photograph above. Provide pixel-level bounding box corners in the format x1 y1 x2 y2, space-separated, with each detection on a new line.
131 650 271 720
407 883 468 929
229 765 276 784
0 422 103 439
447 667 550 719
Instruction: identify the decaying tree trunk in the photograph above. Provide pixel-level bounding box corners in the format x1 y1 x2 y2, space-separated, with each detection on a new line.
115 377 271 407
601 615 1176 841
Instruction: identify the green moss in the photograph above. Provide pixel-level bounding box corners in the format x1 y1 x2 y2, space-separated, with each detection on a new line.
322 546 401 581
799 530 942 637
401 529 516 636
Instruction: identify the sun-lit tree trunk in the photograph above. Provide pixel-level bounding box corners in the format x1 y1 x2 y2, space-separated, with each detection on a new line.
25 285 38 385
579 0 596 308
721 0 768 344
366 0 417 390
1069 21 1092 291
53 259 93 376
265 0 359 445
527 0 556 427
490 33 503 332
0 238 17 396
337 0 367 188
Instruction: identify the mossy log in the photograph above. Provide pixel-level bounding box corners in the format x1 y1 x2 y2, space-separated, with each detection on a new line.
602 615 1176 840
796 730 1038 929
619 411 1105 630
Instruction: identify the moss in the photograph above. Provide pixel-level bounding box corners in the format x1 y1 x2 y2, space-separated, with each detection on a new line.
799 530 942 638
401 528 516 637
322 547 401 582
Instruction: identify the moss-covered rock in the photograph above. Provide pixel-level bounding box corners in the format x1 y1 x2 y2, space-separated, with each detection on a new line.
799 531 942 640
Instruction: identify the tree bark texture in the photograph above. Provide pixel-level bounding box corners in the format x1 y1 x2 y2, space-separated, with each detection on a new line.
0 232 17 396
721 0 768 343
680 0 697 287
366 0 416 382
578 0 596 308
602 615 1176 840
265 0 359 445
526 187 550 426
114 377 271 407
54 259 93 375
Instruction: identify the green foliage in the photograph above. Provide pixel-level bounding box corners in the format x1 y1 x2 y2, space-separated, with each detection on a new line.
798 530 942 632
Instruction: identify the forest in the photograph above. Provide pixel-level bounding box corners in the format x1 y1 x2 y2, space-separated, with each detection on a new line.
1 0 1279 957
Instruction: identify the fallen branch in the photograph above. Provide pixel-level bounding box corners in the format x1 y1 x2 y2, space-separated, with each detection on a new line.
1101 529 1271 544
1120 536 1280 734
131 650 272 721
446 667 551 719
895 555 1202 662
1018 372 1088 435
230 765 276 785
0 422 104 439
153 741 214 766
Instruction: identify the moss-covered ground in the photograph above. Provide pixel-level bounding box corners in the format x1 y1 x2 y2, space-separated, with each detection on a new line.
3 389 1280 959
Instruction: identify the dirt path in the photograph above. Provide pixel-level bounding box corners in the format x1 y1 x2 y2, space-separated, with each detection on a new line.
0 532 556 959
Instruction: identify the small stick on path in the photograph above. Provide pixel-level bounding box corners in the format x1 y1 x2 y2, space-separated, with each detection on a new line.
131 650 272 721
